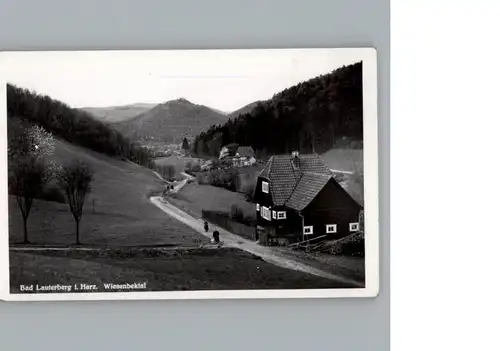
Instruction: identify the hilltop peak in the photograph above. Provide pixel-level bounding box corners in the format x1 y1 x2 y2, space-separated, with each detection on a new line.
168 97 192 104
113 97 230 143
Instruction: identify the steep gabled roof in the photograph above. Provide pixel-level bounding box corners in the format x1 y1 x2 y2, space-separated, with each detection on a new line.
258 153 332 207
285 173 331 211
236 146 255 158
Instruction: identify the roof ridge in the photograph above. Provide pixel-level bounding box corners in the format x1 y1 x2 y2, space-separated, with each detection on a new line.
285 172 305 203
303 171 332 178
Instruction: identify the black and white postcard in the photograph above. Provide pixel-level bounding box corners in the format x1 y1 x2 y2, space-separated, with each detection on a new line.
0 48 379 301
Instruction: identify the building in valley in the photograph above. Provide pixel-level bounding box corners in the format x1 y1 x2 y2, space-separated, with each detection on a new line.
232 146 256 167
253 151 362 245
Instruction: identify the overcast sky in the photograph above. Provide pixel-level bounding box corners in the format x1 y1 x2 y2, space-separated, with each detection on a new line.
2 49 363 112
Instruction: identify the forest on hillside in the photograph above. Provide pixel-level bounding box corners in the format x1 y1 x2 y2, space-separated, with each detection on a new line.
7 84 153 167
191 61 363 158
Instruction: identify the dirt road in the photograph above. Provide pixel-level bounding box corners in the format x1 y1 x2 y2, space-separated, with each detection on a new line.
150 196 363 287
152 169 194 193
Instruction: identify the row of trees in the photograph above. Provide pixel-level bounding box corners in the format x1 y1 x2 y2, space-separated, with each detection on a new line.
7 84 153 168
191 62 363 158
194 168 255 200
155 164 177 181
8 121 94 245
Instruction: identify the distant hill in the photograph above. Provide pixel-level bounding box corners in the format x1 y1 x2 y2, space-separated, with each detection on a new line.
81 103 157 123
208 107 229 116
192 62 363 158
228 101 261 119
113 98 229 144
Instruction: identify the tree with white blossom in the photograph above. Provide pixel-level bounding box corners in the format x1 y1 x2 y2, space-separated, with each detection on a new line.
8 119 56 244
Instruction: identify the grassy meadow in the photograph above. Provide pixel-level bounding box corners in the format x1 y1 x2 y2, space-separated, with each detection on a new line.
168 182 256 220
8 139 208 247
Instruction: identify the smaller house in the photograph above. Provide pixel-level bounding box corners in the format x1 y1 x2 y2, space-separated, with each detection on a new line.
219 143 239 160
233 146 256 167
219 146 230 160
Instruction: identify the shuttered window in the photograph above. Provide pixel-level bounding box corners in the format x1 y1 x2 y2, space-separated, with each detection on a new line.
261 206 271 221
262 181 269 193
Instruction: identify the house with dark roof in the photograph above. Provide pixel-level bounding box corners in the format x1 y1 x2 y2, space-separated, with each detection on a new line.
253 151 362 245
232 146 256 167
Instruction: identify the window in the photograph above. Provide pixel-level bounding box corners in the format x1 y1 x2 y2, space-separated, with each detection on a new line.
349 222 360 232
256 203 260 211
326 224 337 233
303 226 313 235
277 211 286 219
261 206 271 221
262 181 269 193
272 210 276 219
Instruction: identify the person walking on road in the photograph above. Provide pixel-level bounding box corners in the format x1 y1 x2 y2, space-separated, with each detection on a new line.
213 230 220 244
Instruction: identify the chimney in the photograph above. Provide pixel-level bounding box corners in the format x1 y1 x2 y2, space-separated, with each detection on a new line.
291 151 299 169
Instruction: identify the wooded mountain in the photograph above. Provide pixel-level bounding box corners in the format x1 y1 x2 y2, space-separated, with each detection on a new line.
6 84 153 168
227 101 261 119
112 98 230 143
81 103 157 123
192 61 363 158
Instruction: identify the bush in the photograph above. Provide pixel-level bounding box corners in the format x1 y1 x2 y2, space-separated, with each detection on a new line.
39 185 66 203
185 161 201 173
195 168 239 191
240 179 256 200
196 173 207 184
328 232 365 257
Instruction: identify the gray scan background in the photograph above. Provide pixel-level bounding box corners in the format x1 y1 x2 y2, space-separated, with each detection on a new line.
0 0 389 350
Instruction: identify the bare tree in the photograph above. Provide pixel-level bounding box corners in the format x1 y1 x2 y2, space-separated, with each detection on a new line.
57 160 94 245
9 157 52 243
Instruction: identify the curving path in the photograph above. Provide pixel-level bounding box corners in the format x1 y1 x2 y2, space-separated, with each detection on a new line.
150 195 363 287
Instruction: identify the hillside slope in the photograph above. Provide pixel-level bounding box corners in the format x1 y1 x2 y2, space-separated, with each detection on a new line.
192 61 363 157
7 84 152 167
227 101 260 119
113 98 229 143
81 103 157 123
8 138 204 246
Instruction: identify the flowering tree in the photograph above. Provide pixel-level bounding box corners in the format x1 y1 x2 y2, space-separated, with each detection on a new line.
8 120 55 161
27 124 55 158
8 120 56 244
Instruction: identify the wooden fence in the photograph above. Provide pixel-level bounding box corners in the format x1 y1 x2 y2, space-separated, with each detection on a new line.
202 210 257 241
